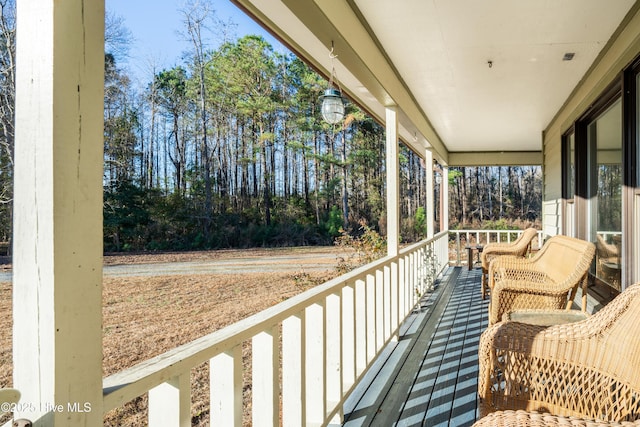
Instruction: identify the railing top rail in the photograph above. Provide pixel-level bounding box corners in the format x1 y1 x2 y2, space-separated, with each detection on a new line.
103 231 449 410
450 229 537 233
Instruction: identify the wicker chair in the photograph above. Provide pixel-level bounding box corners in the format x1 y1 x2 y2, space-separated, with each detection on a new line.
473 410 640 427
478 283 640 421
487 234 595 326
481 228 538 299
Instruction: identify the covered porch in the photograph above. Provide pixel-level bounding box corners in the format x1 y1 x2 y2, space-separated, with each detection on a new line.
10 0 640 425
342 266 487 426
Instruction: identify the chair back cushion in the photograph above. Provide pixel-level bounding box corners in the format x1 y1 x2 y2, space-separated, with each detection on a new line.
533 235 594 285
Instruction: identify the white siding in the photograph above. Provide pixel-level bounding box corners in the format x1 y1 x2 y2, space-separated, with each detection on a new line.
543 200 562 239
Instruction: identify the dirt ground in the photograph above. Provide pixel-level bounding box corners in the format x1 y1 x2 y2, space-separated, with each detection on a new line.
0 247 345 426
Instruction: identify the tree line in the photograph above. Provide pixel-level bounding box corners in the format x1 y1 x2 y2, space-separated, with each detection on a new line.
447 166 542 230
0 0 541 253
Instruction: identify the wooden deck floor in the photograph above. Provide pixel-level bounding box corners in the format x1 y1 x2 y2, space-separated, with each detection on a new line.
342 266 488 427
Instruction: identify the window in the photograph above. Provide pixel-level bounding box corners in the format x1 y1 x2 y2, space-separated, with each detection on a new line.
562 54 640 290
587 98 622 290
562 132 576 236
565 133 575 200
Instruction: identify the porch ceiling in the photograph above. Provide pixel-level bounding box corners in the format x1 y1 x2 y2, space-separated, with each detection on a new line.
232 0 636 165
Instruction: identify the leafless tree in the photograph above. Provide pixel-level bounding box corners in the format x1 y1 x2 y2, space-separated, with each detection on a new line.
105 10 133 62
181 0 215 228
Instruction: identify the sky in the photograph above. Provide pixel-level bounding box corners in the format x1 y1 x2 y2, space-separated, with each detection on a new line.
106 0 286 84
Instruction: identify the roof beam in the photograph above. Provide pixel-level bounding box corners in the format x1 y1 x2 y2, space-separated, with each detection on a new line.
448 151 543 166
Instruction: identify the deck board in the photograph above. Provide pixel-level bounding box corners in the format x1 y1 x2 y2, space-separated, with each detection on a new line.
342 266 488 427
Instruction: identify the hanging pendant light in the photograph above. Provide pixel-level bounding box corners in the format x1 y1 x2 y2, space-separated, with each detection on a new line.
320 42 345 125
321 88 345 124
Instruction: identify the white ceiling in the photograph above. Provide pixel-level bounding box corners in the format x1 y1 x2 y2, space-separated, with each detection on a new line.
352 0 635 152
234 0 637 163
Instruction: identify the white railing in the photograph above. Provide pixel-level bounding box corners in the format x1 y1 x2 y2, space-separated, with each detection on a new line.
102 231 450 426
597 230 622 241
449 229 544 266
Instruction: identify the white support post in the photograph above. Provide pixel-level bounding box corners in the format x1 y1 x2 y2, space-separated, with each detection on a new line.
386 107 400 257
252 328 279 427
442 166 450 232
14 0 104 424
425 150 435 239
211 346 243 427
149 375 191 427
282 313 305 427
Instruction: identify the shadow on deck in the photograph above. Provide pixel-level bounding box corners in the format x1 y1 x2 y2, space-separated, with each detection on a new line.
342 266 487 427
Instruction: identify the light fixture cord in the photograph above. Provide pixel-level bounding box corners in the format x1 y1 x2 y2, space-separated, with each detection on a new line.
329 42 342 93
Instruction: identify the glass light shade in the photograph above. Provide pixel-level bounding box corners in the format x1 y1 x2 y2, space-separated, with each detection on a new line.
320 88 345 124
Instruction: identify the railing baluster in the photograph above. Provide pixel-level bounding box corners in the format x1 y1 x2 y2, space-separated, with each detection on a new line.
282 313 305 427
375 269 384 351
442 236 449 268
403 255 410 315
305 302 325 425
354 279 367 376
252 328 279 427
383 264 391 341
341 284 356 389
413 251 418 298
210 346 243 427
325 293 342 412
408 252 415 306
365 274 376 363
415 249 421 295
148 374 190 427
398 256 405 314
420 248 426 292
390 261 399 336
410 251 416 299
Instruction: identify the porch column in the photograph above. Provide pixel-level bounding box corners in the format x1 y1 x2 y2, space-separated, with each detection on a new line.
386 107 400 256
425 149 434 239
441 166 449 232
14 0 104 424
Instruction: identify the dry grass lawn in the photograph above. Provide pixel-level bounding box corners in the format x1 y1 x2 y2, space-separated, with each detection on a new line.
0 248 341 426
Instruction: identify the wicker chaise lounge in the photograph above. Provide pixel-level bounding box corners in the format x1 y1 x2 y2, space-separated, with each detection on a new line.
487 234 595 326
477 283 640 422
473 410 640 426
481 227 538 299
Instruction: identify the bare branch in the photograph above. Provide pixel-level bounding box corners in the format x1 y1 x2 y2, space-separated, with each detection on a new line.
105 10 133 61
